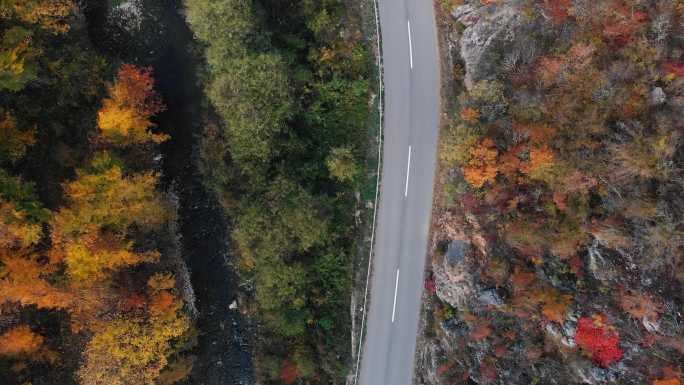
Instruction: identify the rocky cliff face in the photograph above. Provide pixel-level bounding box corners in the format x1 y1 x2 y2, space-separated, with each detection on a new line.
433 240 475 308
455 3 525 88
453 1 551 91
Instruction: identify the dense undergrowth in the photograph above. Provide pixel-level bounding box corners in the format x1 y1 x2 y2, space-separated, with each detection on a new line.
183 0 373 383
427 1 684 384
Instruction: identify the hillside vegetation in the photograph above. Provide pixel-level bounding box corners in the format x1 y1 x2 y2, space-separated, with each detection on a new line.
184 0 374 383
424 1 684 384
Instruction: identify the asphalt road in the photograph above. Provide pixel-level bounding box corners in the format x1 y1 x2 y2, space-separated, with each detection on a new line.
357 0 440 383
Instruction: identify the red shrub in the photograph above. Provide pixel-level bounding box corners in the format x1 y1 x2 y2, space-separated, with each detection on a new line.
602 2 649 46
280 360 298 385
539 0 572 24
664 62 684 77
436 362 451 376
568 256 584 277
424 274 436 295
575 315 624 367
603 22 638 46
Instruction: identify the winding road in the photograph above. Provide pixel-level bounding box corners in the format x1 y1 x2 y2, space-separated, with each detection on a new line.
356 0 440 383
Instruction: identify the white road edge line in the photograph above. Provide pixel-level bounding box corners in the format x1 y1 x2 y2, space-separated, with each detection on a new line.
352 0 383 380
391 269 400 323
405 145 411 197
407 20 413 69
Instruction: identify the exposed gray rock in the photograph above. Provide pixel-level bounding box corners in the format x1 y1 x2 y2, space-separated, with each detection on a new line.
446 240 467 265
652 13 673 44
416 338 447 385
440 318 469 338
545 322 576 349
451 4 478 26
476 288 503 307
569 360 608 385
433 241 475 308
454 4 528 88
110 0 144 32
650 87 666 105
561 314 578 348
588 240 617 283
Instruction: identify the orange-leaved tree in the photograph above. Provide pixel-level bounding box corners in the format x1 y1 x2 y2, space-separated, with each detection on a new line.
462 138 498 188
0 325 44 357
97 64 166 145
0 170 71 309
0 248 73 309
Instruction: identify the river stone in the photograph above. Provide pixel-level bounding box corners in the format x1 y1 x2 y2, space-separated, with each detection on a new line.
433 241 474 308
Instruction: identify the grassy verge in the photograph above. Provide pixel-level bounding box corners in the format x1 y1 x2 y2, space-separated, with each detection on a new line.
348 0 384 381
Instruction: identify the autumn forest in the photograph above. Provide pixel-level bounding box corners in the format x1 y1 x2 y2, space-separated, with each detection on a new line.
5 0 683 384
1 0 375 384
1 1 193 383
424 1 684 384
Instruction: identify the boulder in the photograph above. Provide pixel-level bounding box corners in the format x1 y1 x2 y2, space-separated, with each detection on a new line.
440 318 469 338
650 87 666 105
476 288 503 308
587 240 618 283
110 0 144 32
446 239 467 265
433 240 475 308
569 360 609 385
454 4 528 89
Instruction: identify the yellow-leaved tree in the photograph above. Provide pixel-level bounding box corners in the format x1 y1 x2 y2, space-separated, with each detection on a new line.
50 152 170 283
0 0 75 34
77 275 190 385
97 64 167 145
51 152 169 241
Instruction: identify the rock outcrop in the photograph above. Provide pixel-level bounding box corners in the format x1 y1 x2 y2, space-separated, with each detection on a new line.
432 240 475 308
453 3 537 89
